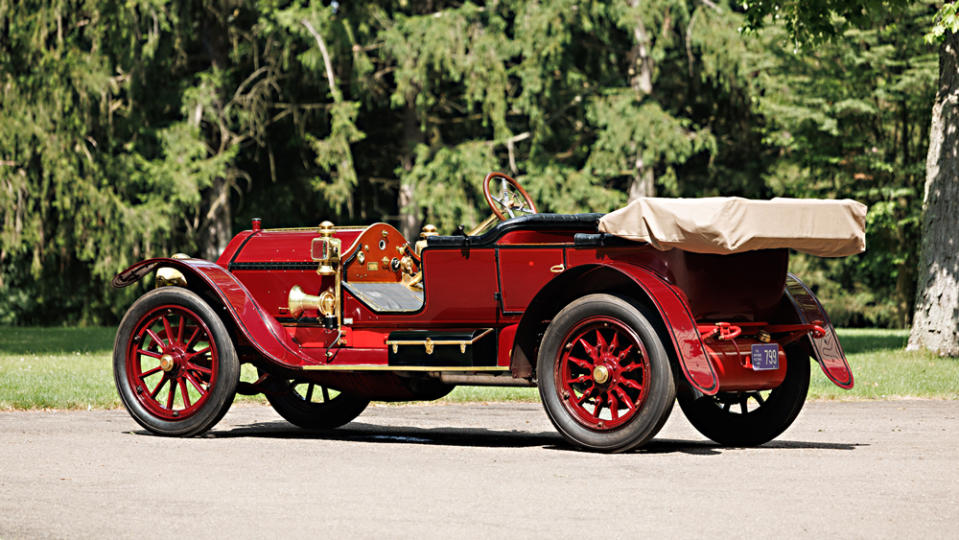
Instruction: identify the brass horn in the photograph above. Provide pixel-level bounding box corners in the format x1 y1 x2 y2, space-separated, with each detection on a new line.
288 285 335 318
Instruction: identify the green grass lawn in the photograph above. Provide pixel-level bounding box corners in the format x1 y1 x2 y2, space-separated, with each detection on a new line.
0 326 956 410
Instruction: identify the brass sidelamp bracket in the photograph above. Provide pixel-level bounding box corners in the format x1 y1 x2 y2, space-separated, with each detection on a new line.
287 220 344 328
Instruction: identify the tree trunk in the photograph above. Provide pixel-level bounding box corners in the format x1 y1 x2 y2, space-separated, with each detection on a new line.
627 1 655 200
907 31 959 356
629 158 655 201
398 103 421 240
199 177 232 261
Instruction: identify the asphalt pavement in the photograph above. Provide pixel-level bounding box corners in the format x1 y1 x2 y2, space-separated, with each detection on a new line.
1 400 957 539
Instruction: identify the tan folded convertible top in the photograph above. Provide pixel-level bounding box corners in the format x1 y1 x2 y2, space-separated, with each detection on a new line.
598 197 867 257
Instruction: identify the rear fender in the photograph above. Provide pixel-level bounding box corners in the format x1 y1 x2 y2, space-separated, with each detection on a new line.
112 258 316 368
783 273 854 389
512 263 719 395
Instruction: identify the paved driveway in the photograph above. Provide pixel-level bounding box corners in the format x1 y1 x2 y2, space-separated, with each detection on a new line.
1 400 956 538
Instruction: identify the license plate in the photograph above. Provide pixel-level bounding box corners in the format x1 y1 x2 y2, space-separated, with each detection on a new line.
751 343 780 371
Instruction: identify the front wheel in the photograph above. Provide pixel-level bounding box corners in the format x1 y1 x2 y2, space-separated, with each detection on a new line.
537 294 676 452
265 378 369 430
677 344 810 446
113 288 239 437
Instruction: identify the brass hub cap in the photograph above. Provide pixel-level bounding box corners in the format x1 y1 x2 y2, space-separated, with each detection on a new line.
159 353 176 372
592 365 610 385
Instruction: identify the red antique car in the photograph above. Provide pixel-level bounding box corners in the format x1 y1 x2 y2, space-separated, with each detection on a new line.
112 173 866 452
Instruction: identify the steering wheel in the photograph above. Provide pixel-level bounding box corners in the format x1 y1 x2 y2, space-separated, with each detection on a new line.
483 172 537 220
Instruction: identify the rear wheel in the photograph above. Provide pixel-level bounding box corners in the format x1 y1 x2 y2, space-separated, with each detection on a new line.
114 288 239 437
677 345 810 446
537 294 675 452
266 378 369 430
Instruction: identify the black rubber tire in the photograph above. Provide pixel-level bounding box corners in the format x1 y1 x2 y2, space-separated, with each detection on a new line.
266 379 369 430
677 345 810 446
113 287 239 437
537 294 676 452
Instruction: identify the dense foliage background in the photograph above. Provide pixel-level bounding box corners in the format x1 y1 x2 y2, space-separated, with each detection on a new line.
0 0 939 327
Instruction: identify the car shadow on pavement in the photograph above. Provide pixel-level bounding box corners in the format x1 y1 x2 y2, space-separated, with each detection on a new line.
615 438 863 455
175 420 864 454
199 420 563 449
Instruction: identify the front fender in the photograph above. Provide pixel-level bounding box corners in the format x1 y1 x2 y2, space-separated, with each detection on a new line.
113 258 317 368
784 273 854 389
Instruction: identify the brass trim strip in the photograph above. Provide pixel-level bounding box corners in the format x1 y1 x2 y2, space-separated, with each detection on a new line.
301 365 509 372
385 328 494 354
264 226 365 232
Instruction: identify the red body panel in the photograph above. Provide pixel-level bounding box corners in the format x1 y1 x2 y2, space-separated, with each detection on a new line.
497 324 519 368
497 248 564 313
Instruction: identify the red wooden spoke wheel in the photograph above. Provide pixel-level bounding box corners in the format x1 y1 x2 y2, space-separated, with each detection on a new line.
537 294 675 452
114 287 239 437
556 317 651 430
126 305 219 421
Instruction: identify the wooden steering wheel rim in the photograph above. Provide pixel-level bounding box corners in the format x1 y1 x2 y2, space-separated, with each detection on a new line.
482 172 538 221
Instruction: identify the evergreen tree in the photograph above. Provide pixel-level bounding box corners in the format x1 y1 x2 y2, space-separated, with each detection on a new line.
743 0 958 353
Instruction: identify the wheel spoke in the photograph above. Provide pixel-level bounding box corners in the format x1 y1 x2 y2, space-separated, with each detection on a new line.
183 326 201 349
613 385 635 410
166 382 176 409
184 371 206 394
620 378 643 391
722 401 731 412
176 315 184 346
322 386 331 402
146 329 166 351
594 329 608 354
739 396 748 415
616 344 635 364
161 316 174 346
179 378 191 408
609 332 619 355
578 338 598 361
139 366 163 380
620 359 645 373
186 362 212 375
608 392 620 420
753 392 765 405
136 349 163 359
568 356 592 370
305 383 315 403
150 377 167 399
592 392 605 418
186 346 211 360
569 375 591 385
575 386 594 405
